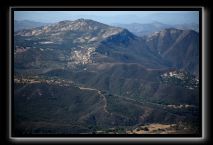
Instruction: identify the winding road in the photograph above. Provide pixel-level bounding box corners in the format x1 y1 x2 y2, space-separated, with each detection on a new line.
79 87 109 114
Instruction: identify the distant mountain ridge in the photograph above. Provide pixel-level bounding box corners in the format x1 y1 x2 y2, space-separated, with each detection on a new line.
14 20 50 32
113 22 172 36
114 22 199 37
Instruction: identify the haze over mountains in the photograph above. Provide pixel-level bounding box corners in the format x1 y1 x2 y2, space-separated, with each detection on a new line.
14 18 200 135
14 20 50 32
15 19 199 34
113 22 199 36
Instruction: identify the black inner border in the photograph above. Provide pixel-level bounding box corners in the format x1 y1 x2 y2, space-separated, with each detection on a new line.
10 7 203 138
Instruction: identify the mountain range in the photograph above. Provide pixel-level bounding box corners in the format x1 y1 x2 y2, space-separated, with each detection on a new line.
113 22 199 36
13 19 200 135
14 20 50 32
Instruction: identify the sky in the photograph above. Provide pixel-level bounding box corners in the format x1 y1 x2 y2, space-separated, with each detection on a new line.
14 11 199 25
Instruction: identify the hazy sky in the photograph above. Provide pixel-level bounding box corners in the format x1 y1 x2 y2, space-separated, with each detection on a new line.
14 11 199 25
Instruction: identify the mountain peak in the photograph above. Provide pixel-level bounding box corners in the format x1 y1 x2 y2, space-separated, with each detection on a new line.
73 18 109 28
15 19 128 39
75 18 90 22
58 20 72 24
